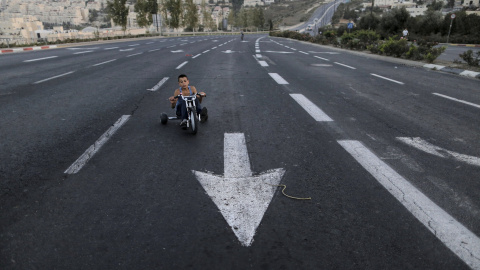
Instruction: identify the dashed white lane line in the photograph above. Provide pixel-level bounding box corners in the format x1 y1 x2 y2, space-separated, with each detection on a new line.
314 56 330 61
371 73 404 85
338 140 480 270
258 61 268 67
433 93 480 109
176 61 188 69
147 77 169 91
23 56 58 62
33 71 75 84
126 52 143 57
290 94 333 122
299 51 309 55
73 51 93 55
104 47 119 50
192 54 201 59
65 115 131 174
334 62 356 69
268 73 288 84
128 44 140 46
92 59 117 67
203 50 210 53
149 48 161 52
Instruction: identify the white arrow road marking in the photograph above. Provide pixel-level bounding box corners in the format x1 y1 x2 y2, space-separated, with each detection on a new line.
193 133 285 247
338 140 480 270
397 137 480 167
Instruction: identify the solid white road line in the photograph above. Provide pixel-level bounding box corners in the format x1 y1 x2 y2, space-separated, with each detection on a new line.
433 93 480 109
268 73 289 84
371 73 404 85
290 94 333 122
92 59 117 67
147 77 169 91
33 71 75 84
314 56 329 61
73 51 93 54
23 56 58 62
65 115 131 174
338 140 480 270
334 62 356 69
176 61 188 69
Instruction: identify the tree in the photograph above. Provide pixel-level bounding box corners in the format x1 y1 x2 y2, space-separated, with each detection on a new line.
161 0 183 30
135 0 159 29
106 0 129 31
379 7 410 36
252 7 264 30
89 9 99 23
184 0 198 31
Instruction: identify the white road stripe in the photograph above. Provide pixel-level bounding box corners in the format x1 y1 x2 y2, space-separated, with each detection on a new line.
290 94 333 122
126 52 143 57
73 51 93 54
299 51 309 55
256 54 262 58
268 73 288 84
258 61 268 67
147 77 169 91
65 115 131 174
338 140 480 270
334 62 356 69
212 46 217 49
149 48 161 52
23 56 58 62
176 61 188 69
192 54 201 59
128 44 140 46
104 47 119 50
203 50 210 53
33 71 75 84
433 93 480 109
92 59 117 66
371 73 404 85
314 56 329 61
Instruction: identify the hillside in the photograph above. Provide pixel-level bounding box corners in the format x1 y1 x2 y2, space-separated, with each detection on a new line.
265 0 327 28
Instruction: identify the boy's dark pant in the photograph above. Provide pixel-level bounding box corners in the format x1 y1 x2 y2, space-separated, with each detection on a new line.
176 98 202 120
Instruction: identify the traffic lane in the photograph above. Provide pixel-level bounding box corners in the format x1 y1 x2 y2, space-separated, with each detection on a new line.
437 45 480 62
257 47 480 234
0 37 215 88
261 38 479 146
0 49 187 221
1 66 469 269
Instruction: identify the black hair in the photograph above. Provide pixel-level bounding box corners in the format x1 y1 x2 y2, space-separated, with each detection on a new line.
178 74 188 81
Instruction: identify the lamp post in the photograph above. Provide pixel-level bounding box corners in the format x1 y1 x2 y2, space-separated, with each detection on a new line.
447 13 455 43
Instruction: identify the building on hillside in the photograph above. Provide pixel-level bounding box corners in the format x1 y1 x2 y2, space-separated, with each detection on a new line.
405 5 428 17
463 0 479 7
0 14 43 38
243 0 265 7
264 0 275 4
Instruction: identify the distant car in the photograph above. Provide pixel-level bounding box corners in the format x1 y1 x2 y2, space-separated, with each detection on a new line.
306 24 313 31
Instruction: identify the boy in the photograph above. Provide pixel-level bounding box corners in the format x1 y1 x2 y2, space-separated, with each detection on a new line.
169 74 208 127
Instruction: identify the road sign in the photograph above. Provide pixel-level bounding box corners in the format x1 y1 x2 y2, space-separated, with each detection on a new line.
451 14 456 19
347 23 354 29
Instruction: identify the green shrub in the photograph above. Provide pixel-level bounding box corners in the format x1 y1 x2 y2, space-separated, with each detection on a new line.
459 49 480 66
378 37 409 57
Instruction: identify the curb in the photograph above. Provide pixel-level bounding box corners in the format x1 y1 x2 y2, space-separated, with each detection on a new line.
439 43 480 48
0 45 58 54
423 64 480 79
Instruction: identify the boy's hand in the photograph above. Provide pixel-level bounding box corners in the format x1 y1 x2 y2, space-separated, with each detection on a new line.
198 92 206 97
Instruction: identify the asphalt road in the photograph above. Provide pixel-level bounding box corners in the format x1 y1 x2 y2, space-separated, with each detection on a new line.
1 34 479 269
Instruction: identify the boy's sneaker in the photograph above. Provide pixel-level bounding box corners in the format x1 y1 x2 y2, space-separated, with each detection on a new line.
200 107 208 122
180 119 187 129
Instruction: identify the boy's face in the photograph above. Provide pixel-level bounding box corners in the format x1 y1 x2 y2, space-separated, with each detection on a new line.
178 77 189 89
